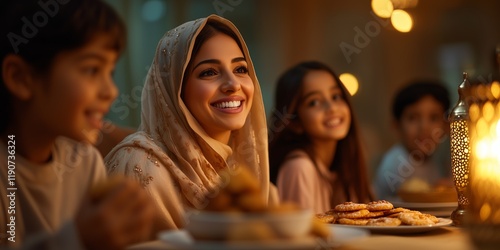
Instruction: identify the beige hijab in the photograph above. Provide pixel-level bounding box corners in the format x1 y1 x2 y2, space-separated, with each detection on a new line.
104 15 271 229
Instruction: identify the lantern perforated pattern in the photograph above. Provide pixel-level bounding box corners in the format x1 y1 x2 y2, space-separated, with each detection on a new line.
450 120 470 206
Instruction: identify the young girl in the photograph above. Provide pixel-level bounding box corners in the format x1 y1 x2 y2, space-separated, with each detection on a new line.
269 61 373 214
104 15 278 230
0 0 155 248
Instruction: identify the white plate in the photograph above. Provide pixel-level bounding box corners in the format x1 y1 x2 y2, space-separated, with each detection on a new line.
158 226 369 250
391 201 457 217
330 218 452 234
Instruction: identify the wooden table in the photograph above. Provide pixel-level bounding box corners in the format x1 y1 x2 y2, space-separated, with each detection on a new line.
129 226 474 250
337 226 473 250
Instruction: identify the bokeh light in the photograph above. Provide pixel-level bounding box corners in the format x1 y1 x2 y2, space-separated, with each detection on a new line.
391 9 413 32
339 73 359 96
371 0 394 18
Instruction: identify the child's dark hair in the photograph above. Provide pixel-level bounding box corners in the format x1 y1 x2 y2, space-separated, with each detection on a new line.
0 0 126 132
269 61 373 202
392 81 451 121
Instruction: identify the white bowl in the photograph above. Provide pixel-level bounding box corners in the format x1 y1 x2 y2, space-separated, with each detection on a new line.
184 209 313 241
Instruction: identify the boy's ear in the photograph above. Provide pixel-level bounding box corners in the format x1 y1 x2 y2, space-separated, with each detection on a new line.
2 54 35 100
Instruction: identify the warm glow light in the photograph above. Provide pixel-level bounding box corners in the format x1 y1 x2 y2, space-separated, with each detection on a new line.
391 0 419 9
483 102 495 121
492 136 500 157
480 203 491 221
339 73 359 96
468 83 500 232
471 100 500 180
492 81 500 99
371 0 394 18
475 139 489 159
470 103 480 121
490 121 498 138
477 118 488 138
391 9 413 32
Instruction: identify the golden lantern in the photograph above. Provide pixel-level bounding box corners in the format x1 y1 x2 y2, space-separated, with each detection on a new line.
449 72 471 226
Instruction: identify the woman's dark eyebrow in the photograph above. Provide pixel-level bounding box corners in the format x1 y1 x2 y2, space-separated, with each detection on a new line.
193 59 220 71
232 57 246 63
193 57 247 71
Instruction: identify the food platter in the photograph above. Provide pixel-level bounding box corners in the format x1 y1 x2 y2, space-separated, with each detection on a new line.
330 218 452 234
331 218 452 234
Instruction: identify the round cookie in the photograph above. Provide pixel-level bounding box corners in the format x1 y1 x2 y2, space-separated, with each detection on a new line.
366 200 394 211
338 218 369 226
398 212 438 226
315 213 336 224
367 217 402 226
363 211 385 218
334 202 367 212
335 209 370 219
384 207 410 215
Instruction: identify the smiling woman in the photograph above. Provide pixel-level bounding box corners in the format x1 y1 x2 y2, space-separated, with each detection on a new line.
104 15 278 231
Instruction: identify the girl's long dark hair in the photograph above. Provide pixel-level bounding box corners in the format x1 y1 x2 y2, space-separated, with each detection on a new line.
268 61 373 202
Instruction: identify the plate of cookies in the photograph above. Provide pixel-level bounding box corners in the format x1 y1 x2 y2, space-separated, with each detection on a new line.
316 200 453 234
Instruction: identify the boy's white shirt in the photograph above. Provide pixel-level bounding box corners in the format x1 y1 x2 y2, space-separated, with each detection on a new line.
0 136 106 249
373 142 450 200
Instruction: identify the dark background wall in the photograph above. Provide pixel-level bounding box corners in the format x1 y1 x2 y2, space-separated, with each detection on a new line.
104 0 500 176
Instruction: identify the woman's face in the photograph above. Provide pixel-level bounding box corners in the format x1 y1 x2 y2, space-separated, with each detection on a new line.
295 70 351 143
183 33 254 143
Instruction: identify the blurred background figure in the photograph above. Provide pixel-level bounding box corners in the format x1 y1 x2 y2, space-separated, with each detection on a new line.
269 61 373 214
373 81 452 200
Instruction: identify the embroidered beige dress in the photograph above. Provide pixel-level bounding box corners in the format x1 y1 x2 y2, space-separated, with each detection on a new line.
104 15 277 230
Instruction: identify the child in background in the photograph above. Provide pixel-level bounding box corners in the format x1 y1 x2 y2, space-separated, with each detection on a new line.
0 0 155 249
373 81 451 200
269 61 373 214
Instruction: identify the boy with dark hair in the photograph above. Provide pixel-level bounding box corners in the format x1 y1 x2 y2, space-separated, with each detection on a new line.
0 1 155 249
374 81 452 200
